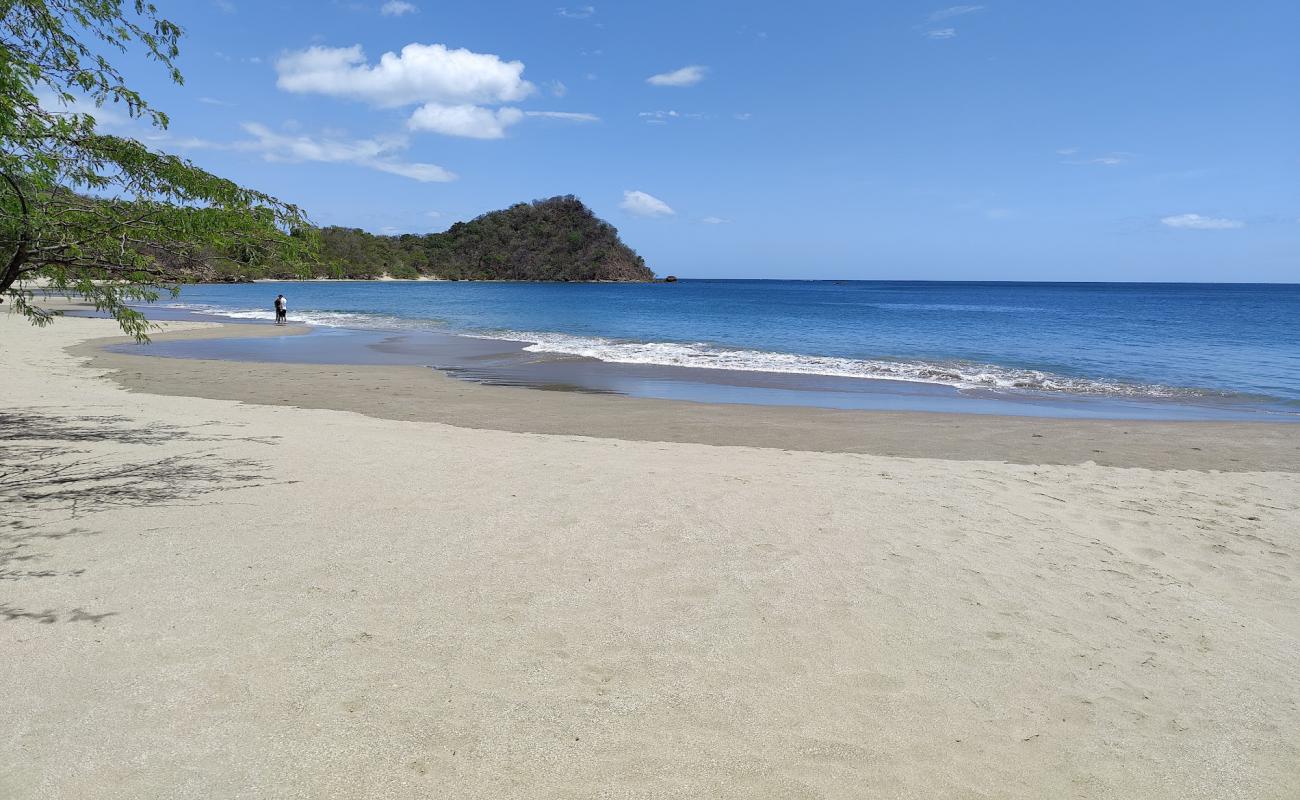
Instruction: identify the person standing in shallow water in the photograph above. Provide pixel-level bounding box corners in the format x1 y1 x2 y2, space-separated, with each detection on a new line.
274 294 287 325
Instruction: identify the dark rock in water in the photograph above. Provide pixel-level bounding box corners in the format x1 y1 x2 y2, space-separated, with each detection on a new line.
663 275 678 283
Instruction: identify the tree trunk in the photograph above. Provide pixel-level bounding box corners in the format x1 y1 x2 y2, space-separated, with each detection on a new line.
0 171 31 297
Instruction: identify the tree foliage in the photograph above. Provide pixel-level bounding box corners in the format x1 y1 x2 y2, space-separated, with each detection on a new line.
1 0 313 340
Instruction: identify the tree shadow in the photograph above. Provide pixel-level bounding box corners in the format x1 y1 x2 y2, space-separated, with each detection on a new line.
1 410 291 622
0 410 281 446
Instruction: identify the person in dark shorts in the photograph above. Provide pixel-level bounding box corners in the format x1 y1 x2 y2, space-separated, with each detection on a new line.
274 294 287 325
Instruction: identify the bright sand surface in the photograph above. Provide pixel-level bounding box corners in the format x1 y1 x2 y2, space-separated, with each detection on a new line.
3 313 1299 799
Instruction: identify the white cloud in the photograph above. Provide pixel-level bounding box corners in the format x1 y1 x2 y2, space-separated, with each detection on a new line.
405 105 598 138
929 5 984 21
214 0 236 13
407 104 524 139
647 65 707 87
639 110 704 122
548 80 568 97
367 161 457 182
225 123 456 182
1055 147 1078 156
525 111 599 122
405 106 596 138
199 96 233 106
557 6 595 18
621 190 675 218
276 43 533 108
1161 213 1244 230
701 216 729 224
426 210 443 218
734 112 752 121
380 1 417 16
926 28 957 39
273 42 596 141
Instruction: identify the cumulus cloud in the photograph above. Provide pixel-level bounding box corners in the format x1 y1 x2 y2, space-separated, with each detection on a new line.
405 106 597 139
647 65 707 87
192 122 457 182
407 104 524 139
621 190 675 218
276 43 533 108
380 1 417 15
275 42 593 140
1160 213 1244 230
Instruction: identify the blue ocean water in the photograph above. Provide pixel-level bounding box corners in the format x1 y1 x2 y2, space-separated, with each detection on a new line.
162 280 1300 414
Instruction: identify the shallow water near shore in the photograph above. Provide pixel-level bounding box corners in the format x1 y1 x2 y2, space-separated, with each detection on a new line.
112 279 1300 421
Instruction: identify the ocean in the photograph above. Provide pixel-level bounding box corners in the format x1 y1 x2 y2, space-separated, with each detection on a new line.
136 280 1300 420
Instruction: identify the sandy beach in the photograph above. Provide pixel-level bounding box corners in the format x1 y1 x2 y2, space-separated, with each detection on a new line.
4 313 1299 798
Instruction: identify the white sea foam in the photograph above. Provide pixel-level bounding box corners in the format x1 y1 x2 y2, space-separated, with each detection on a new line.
165 303 1207 399
479 330 1203 398
164 303 431 331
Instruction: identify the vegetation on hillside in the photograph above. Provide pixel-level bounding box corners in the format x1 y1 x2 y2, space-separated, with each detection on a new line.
203 196 654 283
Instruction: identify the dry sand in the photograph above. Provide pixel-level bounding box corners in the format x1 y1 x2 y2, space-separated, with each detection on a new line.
3 314 1299 799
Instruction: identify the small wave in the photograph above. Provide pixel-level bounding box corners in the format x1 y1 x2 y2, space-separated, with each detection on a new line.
477 330 1209 399
164 303 1227 401
163 303 437 331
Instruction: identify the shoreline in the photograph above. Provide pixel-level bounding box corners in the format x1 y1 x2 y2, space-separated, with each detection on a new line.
78 321 1300 472
122 290 1300 423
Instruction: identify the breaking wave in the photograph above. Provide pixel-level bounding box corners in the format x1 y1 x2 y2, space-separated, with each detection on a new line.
478 330 1213 399
163 303 442 332
166 303 1227 400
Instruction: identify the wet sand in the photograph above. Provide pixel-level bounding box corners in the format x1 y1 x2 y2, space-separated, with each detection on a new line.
78 322 1300 472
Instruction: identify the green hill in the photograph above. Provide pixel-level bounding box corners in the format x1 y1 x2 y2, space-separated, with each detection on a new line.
207 195 654 282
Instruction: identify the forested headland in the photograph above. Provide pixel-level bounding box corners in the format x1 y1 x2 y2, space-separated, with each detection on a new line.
199 196 655 282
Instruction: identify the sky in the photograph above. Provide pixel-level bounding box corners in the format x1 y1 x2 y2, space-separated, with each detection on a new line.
87 1 1299 281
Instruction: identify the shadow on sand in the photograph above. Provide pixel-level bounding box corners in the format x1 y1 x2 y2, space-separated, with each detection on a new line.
0 410 288 623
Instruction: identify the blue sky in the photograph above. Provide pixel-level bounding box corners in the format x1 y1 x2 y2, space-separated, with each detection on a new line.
96 1 1298 281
